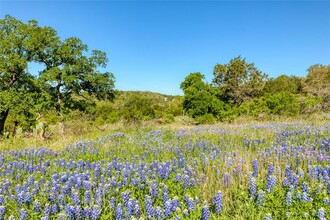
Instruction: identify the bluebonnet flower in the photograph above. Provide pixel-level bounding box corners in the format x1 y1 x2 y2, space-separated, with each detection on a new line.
162 186 169 205
249 177 257 196
155 206 163 220
170 196 179 212
185 195 195 212
298 168 304 178
324 197 330 205
0 195 4 205
175 174 182 182
0 206 5 217
24 192 32 205
301 192 310 203
286 192 292 206
126 199 133 218
91 205 101 220
83 207 91 219
121 190 131 207
19 209 28 220
285 166 292 179
311 184 324 197
65 204 74 219
174 215 181 220
57 213 67 219
116 203 124 220
149 182 159 199
317 207 325 219
17 191 25 205
264 213 273 220
84 190 91 205
266 175 276 192
43 203 51 217
164 200 171 218
183 174 189 189
110 197 116 209
51 204 59 214
71 190 80 205
134 202 141 217
213 191 223 213
267 164 274 177
58 194 65 207
145 195 154 218
201 202 210 220
290 173 299 187
302 182 309 194
72 205 81 219
183 209 189 216
223 173 231 187
257 190 265 207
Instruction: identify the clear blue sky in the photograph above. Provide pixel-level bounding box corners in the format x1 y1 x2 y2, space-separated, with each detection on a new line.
1 1 330 95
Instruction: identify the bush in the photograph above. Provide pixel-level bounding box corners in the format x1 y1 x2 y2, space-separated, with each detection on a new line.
300 95 323 114
266 92 300 117
239 97 270 117
196 114 216 124
163 114 175 123
106 111 120 124
120 94 155 122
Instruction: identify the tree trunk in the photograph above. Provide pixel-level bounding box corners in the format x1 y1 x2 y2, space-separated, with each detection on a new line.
56 84 62 116
12 121 19 137
0 109 9 137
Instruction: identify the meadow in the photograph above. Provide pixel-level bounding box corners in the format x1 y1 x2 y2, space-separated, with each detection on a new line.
0 121 330 219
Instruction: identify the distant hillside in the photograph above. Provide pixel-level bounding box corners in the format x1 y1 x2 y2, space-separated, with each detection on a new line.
115 90 178 103
92 90 183 124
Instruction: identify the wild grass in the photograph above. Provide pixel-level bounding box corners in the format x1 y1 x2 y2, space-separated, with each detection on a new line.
0 119 329 219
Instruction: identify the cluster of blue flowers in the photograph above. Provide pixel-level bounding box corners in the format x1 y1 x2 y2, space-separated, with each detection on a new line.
0 122 329 219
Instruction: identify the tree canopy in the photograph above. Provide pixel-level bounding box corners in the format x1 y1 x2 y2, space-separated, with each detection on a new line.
0 15 115 136
213 56 267 105
181 57 329 123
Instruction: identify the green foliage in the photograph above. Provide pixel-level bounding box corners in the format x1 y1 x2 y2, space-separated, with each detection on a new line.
120 94 155 122
196 113 216 124
34 31 115 115
239 97 270 117
0 15 116 135
181 72 224 119
265 92 300 116
180 58 329 124
302 64 330 111
163 114 175 123
299 95 323 114
263 75 302 94
213 56 268 105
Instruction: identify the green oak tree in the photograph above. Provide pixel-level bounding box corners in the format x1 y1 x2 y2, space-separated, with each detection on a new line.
263 75 302 95
0 15 35 136
180 72 224 118
302 64 330 111
32 29 115 116
0 15 115 136
213 56 268 105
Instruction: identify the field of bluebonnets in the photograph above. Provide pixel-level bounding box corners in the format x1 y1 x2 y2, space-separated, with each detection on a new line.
0 122 330 219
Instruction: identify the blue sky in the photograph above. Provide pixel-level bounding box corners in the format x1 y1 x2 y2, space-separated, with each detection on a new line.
1 1 329 95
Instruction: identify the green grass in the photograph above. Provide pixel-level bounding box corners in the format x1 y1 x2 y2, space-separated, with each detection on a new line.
0 120 329 219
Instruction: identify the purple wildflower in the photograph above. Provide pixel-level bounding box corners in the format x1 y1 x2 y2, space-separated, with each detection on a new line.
201 202 210 220
213 191 223 213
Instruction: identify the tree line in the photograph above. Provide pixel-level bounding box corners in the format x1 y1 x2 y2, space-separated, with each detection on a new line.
181 57 330 123
1 15 329 137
